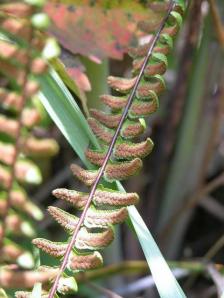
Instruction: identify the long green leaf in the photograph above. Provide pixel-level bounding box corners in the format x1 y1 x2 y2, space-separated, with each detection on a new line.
38 69 100 168
128 207 185 298
38 69 186 298
117 183 186 298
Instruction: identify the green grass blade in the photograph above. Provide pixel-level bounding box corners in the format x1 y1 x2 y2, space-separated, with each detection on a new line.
116 183 186 298
128 205 185 297
37 68 100 167
38 69 186 298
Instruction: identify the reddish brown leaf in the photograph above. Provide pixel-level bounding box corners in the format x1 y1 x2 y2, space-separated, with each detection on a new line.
67 67 91 92
45 3 163 60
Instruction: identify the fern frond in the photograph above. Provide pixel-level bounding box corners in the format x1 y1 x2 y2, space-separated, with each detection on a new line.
68 251 103 271
32 238 67 258
75 227 114 250
85 138 153 165
52 188 88 209
48 206 79 233
53 186 139 207
84 207 128 228
31 1 185 296
70 164 98 186
0 0 58 267
104 158 143 182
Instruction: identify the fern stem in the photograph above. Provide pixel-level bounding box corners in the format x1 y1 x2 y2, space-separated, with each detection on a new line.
0 29 33 254
48 2 175 297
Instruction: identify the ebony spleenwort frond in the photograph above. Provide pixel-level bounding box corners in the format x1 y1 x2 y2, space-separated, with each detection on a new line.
0 0 58 266
32 1 184 296
0 2 34 255
53 187 139 208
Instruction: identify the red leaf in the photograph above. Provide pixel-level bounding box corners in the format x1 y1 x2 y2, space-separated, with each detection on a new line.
67 67 91 92
45 3 162 60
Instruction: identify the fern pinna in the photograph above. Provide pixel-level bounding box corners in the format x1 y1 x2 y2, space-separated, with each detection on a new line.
0 0 58 269
26 1 184 297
